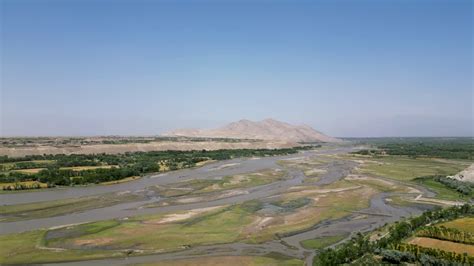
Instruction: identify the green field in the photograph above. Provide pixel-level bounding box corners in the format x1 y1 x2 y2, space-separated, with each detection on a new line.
0 192 141 222
300 234 347 249
358 156 469 181
0 204 257 264
415 178 472 201
0 230 120 264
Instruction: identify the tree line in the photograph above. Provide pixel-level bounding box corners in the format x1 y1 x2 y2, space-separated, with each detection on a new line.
314 204 474 265
414 175 473 197
433 176 473 195
351 138 473 160
0 147 310 189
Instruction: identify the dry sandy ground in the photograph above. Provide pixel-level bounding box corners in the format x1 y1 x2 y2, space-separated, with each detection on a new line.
0 140 296 157
451 163 474 183
145 206 225 224
408 237 474 255
287 186 361 195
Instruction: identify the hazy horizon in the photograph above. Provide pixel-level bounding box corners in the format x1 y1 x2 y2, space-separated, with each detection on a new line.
1 0 472 137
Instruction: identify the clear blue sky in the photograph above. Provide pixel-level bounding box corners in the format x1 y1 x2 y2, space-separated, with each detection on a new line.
1 0 472 137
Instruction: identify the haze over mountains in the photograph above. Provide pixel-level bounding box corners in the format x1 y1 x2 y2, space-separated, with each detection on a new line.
163 119 341 143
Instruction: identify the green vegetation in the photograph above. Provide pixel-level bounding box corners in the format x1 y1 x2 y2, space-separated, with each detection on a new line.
0 203 260 264
0 230 120 264
314 204 474 265
0 180 50 191
351 137 473 160
432 175 473 195
0 136 260 148
414 178 467 201
0 192 141 222
273 198 311 211
348 138 473 204
0 160 54 171
199 170 285 193
151 169 284 198
300 234 347 249
414 176 474 201
255 183 377 243
358 156 468 181
0 147 308 189
416 225 474 245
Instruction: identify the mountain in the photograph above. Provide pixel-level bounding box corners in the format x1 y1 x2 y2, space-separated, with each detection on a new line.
162 119 341 143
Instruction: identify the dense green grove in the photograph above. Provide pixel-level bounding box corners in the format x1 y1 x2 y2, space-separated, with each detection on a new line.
0 147 309 189
314 204 474 265
433 176 473 195
351 137 473 160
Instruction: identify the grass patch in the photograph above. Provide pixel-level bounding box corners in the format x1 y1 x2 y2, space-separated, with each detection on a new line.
100 176 139 185
0 193 141 222
300 234 347 249
357 156 468 181
386 195 413 207
0 230 119 264
415 178 471 201
154 169 284 197
199 169 285 193
0 204 260 264
46 204 255 252
273 198 311 211
249 183 376 243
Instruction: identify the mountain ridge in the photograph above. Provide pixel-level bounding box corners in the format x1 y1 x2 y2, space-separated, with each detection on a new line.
162 118 341 143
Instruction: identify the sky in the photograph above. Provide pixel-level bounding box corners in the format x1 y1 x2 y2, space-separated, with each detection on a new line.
1 0 472 137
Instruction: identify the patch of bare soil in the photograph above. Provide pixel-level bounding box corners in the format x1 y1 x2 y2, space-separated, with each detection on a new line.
242 216 277 234
408 237 474 255
450 163 474 183
413 196 464 206
74 238 114 246
145 206 225 224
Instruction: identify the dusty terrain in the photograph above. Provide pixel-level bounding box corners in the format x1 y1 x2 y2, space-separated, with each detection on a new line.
451 163 474 183
0 140 295 157
163 118 341 143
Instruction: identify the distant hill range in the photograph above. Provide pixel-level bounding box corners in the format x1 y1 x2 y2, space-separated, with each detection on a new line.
162 119 341 143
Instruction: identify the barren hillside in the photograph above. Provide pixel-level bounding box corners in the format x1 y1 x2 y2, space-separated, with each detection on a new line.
163 118 341 143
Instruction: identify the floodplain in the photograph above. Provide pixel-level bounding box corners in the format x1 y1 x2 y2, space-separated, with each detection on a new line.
0 142 472 265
